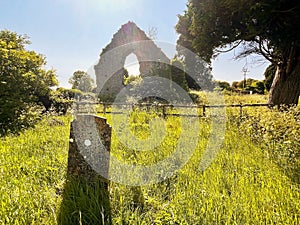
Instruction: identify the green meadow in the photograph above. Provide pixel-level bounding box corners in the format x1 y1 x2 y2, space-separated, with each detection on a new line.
0 94 299 224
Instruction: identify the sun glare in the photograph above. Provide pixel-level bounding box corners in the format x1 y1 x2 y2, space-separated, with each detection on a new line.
94 0 138 12
64 0 138 14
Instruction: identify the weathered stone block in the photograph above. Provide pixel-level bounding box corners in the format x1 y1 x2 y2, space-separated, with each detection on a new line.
68 115 111 183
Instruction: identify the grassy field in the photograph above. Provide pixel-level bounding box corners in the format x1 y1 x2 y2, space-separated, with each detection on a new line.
0 116 70 224
0 94 300 224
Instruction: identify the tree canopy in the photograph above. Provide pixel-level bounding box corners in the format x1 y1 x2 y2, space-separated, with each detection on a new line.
0 30 58 134
176 0 300 105
69 70 95 93
264 64 276 91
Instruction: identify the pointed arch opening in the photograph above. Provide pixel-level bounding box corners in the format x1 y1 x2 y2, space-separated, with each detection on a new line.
124 53 140 76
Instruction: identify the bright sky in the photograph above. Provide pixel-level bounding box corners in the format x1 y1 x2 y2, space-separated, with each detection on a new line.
0 0 270 87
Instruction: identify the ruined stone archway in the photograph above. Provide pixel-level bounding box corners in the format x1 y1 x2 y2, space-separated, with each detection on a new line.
124 53 140 76
94 22 170 102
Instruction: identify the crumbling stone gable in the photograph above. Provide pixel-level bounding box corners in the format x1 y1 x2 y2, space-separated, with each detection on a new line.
94 22 170 102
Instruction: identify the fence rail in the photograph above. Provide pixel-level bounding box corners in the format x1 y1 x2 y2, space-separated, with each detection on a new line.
75 101 273 118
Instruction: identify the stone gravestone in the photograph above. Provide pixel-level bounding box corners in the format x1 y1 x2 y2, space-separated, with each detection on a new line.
58 115 112 224
68 114 112 184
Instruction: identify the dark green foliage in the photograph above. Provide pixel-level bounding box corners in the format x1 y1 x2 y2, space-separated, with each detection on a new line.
250 80 265 94
55 87 83 100
170 59 189 92
98 93 118 104
124 75 141 86
230 79 266 94
177 0 300 62
175 50 214 91
50 88 83 115
0 30 58 135
58 177 111 225
176 0 300 105
231 81 239 89
147 63 172 80
214 80 232 91
264 64 276 91
69 70 95 92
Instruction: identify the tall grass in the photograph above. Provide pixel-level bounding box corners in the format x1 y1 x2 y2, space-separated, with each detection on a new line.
0 116 70 224
1 95 300 224
105 109 300 224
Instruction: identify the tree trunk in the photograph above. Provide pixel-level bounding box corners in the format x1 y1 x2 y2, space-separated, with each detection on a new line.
268 50 300 106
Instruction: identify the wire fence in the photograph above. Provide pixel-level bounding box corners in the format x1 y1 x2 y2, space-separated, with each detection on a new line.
75 101 273 119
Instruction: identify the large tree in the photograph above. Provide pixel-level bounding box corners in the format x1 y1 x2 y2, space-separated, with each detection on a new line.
0 30 58 134
176 0 300 105
175 8 214 91
69 70 95 93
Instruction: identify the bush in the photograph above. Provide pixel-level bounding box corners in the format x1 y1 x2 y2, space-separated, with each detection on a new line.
0 104 44 135
50 88 83 115
0 30 58 135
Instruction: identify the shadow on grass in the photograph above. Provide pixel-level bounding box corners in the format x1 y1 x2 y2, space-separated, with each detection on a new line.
57 176 111 225
57 115 112 224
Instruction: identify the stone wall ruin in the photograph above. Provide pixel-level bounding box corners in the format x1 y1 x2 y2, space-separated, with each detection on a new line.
94 22 170 102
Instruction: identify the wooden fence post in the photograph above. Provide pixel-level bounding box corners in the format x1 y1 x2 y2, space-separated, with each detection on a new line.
162 105 166 118
203 105 206 117
103 103 107 114
239 104 243 122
